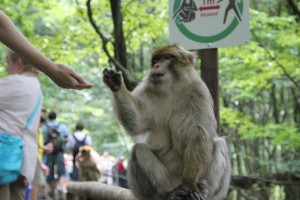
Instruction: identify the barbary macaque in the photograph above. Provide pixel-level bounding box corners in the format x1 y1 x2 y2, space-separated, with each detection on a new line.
76 145 101 182
103 44 231 200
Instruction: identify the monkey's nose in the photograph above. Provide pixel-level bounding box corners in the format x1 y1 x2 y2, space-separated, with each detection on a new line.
153 64 160 69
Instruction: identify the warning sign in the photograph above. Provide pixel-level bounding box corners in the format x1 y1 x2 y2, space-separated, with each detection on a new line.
169 0 250 50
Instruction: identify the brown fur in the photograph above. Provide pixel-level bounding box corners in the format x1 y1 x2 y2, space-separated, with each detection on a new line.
76 145 101 182
103 44 231 200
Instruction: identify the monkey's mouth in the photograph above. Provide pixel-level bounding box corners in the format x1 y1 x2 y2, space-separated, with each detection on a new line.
151 73 164 80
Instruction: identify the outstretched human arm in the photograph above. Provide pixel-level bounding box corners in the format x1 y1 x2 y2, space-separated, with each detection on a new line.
0 11 93 89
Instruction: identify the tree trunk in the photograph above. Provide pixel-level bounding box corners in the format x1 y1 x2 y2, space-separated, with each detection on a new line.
109 0 138 91
271 83 279 123
286 0 300 20
109 0 128 68
291 87 300 128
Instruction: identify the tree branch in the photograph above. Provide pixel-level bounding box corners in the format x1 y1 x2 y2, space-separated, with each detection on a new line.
86 0 138 90
232 174 300 189
67 182 136 200
251 30 300 90
286 0 300 20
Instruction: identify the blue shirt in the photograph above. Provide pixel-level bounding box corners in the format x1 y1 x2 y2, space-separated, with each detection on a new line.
42 120 69 149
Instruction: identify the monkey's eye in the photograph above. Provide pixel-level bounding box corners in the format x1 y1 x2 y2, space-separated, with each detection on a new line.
162 55 174 60
152 56 161 66
151 54 175 67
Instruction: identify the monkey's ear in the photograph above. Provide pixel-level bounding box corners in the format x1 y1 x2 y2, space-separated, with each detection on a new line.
187 51 197 66
171 44 197 66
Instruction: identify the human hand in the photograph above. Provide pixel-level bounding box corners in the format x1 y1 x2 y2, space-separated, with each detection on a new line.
47 63 93 89
41 163 50 176
44 143 54 154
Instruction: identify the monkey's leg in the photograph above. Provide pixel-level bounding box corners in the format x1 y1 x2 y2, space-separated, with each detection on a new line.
206 137 231 200
179 12 188 23
127 143 173 200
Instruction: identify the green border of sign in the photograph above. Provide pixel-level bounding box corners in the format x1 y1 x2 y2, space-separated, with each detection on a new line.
173 0 244 43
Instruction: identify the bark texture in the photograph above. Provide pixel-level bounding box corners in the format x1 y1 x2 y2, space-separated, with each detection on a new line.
67 182 137 200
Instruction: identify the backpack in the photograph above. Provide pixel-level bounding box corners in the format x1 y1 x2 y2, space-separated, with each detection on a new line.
72 134 87 158
45 124 62 154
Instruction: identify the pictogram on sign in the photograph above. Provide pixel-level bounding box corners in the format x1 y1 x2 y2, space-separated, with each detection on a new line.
169 0 250 50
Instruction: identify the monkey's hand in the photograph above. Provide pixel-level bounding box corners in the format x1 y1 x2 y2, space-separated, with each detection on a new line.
167 180 208 200
103 68 122 92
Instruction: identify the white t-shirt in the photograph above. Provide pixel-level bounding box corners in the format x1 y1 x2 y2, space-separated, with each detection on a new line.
0 73 42 182
67 131 92 149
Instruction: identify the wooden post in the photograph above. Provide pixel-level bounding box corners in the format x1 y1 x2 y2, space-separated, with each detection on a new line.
199 48 220 134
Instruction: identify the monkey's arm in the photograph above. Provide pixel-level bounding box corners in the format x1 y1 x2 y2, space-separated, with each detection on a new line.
112 90 143 134
103 68 143 134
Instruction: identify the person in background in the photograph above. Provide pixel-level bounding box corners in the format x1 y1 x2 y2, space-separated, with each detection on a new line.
0 10 93 90
99 152 115 184
41 107 47 119
42 111 69 198
116 156 127 188
0 49 42 200
67 123 93 181
30 116 51 200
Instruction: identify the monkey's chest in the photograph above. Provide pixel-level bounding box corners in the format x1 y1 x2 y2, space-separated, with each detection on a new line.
144 129 172 152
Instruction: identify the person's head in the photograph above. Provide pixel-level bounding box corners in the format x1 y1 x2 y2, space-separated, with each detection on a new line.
39 115 46 127
48 111 57 120
103 151 109 156
41 106 47 118
5 49 39 75
75 123 84 131
40 115 46 124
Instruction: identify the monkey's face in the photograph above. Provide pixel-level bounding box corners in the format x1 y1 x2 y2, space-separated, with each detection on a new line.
77 145 92 162
148 45 197 86
150 54 176 83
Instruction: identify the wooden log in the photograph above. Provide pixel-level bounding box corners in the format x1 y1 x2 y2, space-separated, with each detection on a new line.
66 181 137 200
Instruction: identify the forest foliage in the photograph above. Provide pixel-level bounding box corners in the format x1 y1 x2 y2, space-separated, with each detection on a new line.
0 0 299 199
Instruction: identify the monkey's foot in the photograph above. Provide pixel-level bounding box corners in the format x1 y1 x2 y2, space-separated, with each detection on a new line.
103 68 121 92
167 184 205 200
